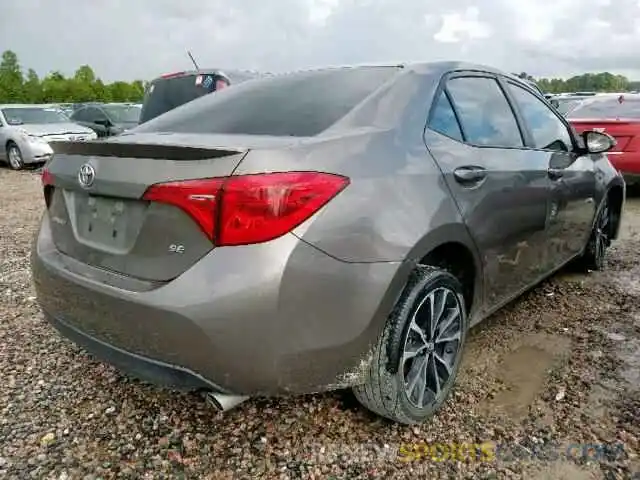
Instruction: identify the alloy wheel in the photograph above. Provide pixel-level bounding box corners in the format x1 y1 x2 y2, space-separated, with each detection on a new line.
401 286 463 409
594 199 610 266
8 146 23 170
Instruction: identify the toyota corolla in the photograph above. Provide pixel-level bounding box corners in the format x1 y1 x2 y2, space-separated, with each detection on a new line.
32 63 624 424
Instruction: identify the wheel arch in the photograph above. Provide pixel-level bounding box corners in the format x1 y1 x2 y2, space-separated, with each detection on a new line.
380 223 484 322
606 181 624 240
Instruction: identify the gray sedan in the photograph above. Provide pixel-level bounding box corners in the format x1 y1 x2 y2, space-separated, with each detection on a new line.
0 105 97 170
32 62 624 424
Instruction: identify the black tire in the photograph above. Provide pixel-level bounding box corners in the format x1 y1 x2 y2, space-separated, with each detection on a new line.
578 196 611 271
353 266 469 425
6 142 25 171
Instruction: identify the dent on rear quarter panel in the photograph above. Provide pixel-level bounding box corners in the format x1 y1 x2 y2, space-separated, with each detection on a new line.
235 129 462 263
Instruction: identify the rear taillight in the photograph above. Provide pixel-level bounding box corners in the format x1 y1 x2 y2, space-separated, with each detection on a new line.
41 167 53 187
142 172 349 246
41 167 54 207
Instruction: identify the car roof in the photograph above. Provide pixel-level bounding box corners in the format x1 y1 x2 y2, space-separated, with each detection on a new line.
151 62 527 84
253 61 533 84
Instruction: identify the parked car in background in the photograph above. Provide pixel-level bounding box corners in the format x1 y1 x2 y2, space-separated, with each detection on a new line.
33 62 624 425
70 103 142 137
55 103 75 117
524 79 545 97
550 96 587 116
568 93 640 186
71 102 104 113
0 104 97 170
138 69 232 124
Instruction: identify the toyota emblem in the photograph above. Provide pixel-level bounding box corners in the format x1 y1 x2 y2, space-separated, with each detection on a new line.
78 163 96 189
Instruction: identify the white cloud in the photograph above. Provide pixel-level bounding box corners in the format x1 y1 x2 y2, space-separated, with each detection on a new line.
433 7 492 43
0 0 639 81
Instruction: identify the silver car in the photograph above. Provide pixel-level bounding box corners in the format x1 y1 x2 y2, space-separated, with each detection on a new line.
32 63 624 425
0 104 97 170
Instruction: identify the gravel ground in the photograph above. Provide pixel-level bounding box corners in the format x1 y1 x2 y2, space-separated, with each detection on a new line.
0 167 639 479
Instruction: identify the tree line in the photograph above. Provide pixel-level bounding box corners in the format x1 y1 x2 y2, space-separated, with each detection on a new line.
0 50 145 104
1 49 639 104
513 71 634 93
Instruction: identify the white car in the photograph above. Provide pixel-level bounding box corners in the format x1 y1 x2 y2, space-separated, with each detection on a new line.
0 104 97 170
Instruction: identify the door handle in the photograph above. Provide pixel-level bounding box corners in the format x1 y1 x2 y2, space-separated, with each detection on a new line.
453 166 487 184
548 168 564 180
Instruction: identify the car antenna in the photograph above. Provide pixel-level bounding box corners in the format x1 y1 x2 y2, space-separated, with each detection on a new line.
187 51 200 71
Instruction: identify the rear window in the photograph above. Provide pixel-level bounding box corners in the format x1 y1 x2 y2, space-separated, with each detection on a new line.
139 73 228 124
134 67 402 137
568 96 640 119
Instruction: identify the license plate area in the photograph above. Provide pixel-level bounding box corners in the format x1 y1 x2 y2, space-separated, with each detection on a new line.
65 190 146 253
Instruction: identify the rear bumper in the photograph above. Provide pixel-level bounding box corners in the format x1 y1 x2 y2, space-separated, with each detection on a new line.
46 312 226 392
32 213 406 395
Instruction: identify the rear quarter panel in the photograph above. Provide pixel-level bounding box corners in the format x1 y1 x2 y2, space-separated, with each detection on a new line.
233 69 478 267
234 128 472 264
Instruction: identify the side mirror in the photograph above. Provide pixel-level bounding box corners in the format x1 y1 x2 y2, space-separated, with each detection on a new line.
582 130 616 154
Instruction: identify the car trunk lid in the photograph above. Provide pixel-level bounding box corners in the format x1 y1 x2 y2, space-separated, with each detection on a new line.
43 133 299 282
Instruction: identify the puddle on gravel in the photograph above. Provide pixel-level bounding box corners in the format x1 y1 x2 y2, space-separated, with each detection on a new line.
481 337 571 421
522 461 603 480
618 338 640 390
610 270 640 296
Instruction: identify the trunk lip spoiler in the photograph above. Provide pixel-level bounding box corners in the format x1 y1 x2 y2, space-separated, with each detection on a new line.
48 140 246 161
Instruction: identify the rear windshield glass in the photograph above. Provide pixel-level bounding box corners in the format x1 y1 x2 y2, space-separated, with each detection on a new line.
139 73 227 124
134 67 402 137
567 96 640 119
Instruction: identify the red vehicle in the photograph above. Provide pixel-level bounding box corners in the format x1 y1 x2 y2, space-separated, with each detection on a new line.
567 94 640 185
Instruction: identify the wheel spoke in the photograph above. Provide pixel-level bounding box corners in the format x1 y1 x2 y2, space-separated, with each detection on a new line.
428 354 441 396
426 291 436 338
434 352 452 375
406 355 428 405
436 331 461 343
408 317 426 344
435 307 459 342
415 357 429 407
402 342 424 367
431 289 448 338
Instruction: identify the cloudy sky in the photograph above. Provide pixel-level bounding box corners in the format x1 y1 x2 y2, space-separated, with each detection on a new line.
2 0 639 82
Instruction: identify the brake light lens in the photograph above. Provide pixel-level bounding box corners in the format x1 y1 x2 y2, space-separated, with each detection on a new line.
142 178 224 242
41 167 53 187
142 172 349 246
41 167 54 207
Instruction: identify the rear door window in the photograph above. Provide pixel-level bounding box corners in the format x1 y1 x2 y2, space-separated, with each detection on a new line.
446 76 523 148
135 67 402 137
428 91 463 141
